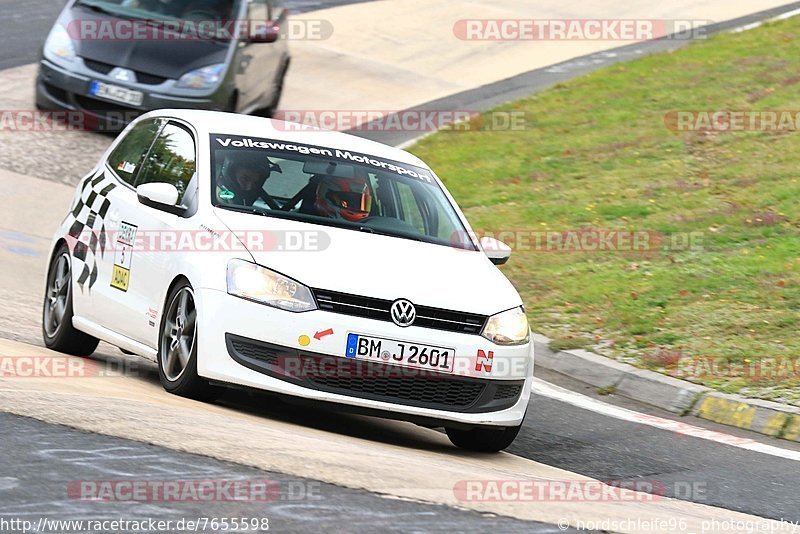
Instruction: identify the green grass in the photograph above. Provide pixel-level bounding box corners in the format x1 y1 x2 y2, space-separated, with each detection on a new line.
411 18 800 404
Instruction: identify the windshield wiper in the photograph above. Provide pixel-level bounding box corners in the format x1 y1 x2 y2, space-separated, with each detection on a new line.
74 1 120 17
358 226 426 243
138 17 165 28
216 205 272 217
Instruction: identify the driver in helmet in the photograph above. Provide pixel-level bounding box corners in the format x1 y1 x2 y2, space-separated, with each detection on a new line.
217 153 280 207
313 173 372 222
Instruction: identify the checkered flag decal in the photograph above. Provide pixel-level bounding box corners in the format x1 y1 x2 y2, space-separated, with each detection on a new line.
66 172 117 292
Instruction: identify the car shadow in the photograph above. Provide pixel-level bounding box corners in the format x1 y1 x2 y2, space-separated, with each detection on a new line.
87 345 456 454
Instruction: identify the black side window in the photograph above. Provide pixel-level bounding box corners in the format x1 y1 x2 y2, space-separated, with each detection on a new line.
135 123 197 203
107 119 163 185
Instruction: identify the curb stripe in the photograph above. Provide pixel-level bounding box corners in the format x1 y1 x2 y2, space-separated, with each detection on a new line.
532 378 800 463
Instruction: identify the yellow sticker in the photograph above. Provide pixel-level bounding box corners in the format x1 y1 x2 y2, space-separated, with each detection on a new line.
111 265 130 291
298 335 311 347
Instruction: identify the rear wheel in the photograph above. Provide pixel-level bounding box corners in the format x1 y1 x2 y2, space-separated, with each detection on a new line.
158 281 218 401
42 244 99 356
446 423 522 452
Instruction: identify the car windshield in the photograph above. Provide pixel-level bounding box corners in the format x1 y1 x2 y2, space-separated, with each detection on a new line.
74 0 239 35
210 134 477 251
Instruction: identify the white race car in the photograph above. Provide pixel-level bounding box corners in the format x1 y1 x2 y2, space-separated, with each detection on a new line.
43 110 533 451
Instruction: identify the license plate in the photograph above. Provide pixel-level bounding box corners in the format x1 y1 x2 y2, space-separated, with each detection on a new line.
89 81 144 106
345 333 455 373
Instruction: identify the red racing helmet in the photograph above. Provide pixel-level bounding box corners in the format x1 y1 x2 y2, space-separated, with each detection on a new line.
314 175 373 222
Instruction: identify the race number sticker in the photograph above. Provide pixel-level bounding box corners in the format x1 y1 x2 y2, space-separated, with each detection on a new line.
111 222 137 291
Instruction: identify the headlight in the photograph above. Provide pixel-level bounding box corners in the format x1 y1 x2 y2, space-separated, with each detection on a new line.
227 260 317 312
481 307 530 345
44 24 76 62
176 64 225 89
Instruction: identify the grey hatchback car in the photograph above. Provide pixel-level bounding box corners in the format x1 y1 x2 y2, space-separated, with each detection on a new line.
37 0 290 131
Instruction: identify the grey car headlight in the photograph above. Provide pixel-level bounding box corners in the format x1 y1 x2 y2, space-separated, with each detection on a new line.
44 24 76 62
227 259 317 312
176 63 225 89
481 307 530 345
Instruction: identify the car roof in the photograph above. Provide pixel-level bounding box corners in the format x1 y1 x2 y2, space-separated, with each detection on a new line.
145 109 431 169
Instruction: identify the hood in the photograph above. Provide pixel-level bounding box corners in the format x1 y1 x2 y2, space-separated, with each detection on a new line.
64 7 230 79
213 208 523 316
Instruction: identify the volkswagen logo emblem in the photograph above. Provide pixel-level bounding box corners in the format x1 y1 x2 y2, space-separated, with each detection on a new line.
390 299 416 328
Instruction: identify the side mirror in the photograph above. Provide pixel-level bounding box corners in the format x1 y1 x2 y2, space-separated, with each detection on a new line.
247 22 280 43
137 183 186 215
479 236 512 266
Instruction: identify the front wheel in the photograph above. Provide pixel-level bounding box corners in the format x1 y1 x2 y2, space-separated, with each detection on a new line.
158 282 218 401
42 244 99 356
446 423 523 452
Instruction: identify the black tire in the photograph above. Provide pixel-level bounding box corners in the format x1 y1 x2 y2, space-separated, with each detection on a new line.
157 281 218 401
42 244 99 356
446 423 522 453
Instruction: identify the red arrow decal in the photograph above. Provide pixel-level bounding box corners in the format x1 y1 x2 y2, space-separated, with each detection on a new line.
313 328 334 340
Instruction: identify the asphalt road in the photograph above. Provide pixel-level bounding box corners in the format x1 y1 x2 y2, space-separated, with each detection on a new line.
0 0 64 71
208 365 800 522
0 412 570 533
3 333 800 527
520 369 800 522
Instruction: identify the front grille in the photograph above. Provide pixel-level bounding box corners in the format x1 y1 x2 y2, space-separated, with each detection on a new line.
313 289 487 335
81 58 168 85
495 384 523 400
226 334 524 413
229 337 280 365
309 366 485 409
83 58 114 74
75 95 140 114
135 72 168 85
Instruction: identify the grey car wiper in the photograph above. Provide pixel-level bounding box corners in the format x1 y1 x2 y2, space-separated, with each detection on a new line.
74 1 121 17
128 16 167 29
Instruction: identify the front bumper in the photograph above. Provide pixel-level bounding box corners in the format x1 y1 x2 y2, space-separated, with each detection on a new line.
36 58 231 131
195 288 534 428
